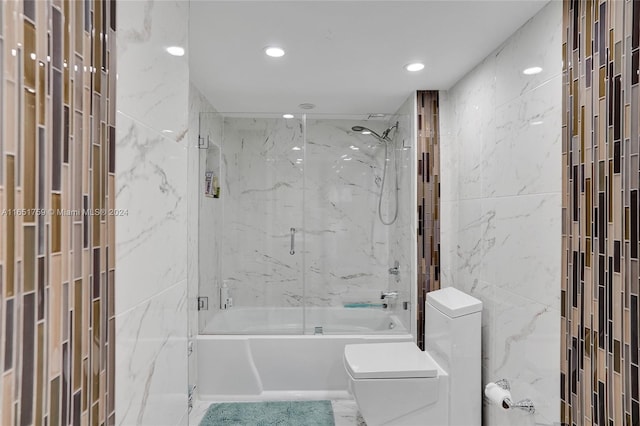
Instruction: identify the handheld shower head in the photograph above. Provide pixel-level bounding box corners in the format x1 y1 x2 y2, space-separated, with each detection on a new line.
352 122 398 142
351 126 384 141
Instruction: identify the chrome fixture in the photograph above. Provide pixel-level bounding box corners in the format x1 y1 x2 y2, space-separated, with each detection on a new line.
380 291 399 300
351 122 400 225
351 122 398 144
494 379 536 414
388 260 400 275
314 326 324 335
290 227 296 255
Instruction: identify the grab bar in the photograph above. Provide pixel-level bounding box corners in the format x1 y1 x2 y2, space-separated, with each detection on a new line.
290 227 296 255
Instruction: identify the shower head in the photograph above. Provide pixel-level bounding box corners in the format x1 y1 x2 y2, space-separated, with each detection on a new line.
351 126 384 141
352 122 398 143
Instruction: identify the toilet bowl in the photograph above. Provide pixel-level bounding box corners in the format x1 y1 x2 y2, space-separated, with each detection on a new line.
343 287 482 426
344 342 449 426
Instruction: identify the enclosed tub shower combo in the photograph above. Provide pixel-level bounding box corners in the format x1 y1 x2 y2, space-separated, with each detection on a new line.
195 103 417 400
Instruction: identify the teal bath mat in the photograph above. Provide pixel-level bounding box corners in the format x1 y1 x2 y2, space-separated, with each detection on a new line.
199 400 335 426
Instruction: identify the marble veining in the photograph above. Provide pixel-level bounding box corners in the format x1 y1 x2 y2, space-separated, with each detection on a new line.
116 0 189 141
439 2 562 425
196 111 414 332
115 115 187 314
116 1 191 425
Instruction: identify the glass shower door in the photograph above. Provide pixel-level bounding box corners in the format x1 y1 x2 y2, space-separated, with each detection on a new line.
303 113 414 335
198 113 305 334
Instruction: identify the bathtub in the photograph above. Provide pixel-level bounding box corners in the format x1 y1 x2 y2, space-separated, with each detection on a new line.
197 307 413 399
204 306 407 334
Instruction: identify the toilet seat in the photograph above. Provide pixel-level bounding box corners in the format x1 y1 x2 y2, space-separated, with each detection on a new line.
344 342 440 379
344 342 447 426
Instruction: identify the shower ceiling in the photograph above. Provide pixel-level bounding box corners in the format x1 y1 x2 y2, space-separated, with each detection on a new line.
190 0 550 114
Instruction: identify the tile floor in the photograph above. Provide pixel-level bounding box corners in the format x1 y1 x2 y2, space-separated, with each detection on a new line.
189 398 366 425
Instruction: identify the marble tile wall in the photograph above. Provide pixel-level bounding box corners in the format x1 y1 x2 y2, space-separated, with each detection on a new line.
213 117 392 311
213 116 306 310
0 0 117 425
304 118 394 309
115 1 189 425
439 2 562 425
389 94 417 336
195 113 416 331
562 1 639 424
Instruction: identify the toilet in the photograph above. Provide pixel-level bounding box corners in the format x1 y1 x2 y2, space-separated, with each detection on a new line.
343 287 482 426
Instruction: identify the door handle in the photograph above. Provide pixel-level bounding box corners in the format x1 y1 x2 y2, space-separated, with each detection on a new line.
290 227 296 255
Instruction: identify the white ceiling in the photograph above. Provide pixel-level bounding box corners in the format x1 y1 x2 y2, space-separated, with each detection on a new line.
189 1 550 115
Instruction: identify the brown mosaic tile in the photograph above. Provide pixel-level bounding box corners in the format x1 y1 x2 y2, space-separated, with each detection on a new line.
416 91 440 350
563 1 639 425
1 1 115 424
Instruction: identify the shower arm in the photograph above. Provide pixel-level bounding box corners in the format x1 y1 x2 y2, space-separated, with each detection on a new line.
382 121 399 140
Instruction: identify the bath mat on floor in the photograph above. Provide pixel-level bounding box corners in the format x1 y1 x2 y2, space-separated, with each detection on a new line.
199 400 335 426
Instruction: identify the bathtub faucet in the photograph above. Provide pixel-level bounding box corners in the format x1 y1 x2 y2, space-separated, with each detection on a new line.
380 291 399 300
388 260 400 275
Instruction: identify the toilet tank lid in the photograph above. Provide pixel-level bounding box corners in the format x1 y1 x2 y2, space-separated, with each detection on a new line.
427 287 482 318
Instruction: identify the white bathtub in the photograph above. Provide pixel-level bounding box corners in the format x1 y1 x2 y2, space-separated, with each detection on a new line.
197 307 413 399
204 306 407 334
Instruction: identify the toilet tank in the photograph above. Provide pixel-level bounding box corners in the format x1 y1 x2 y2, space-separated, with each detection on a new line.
424 287 482 426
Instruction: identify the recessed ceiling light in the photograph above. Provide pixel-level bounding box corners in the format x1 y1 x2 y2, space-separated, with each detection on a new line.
283 114 294 119
350 145 359 150
405 62 425 72
530 120 544 126
362 131 371 135
523 66 542 75
265 47 285 58
161 129 174 133
292 146 302 151
166 46 185 57
298 103 316 110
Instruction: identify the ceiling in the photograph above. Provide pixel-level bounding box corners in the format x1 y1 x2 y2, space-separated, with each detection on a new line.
189 1 550 115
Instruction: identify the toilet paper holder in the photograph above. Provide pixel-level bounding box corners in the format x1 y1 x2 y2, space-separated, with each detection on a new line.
491 379 535 414
485 379 536 414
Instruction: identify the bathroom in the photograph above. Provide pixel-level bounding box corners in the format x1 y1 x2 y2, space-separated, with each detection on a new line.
0 0 636 425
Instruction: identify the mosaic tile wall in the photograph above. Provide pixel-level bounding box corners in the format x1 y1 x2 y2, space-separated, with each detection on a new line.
0 0 116 425
416 90 440 349
562 1 639 425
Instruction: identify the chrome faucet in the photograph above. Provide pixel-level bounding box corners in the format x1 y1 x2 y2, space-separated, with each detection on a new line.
380 291 399 300
388 260 400 275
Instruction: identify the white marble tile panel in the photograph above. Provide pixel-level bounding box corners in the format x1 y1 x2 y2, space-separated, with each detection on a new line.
117 0 189 141
438 91 459 204
451 199 489 291
439 200 459 286
447 56 496 200
480 193 562 309
483 76 562 198
115 113 188 315
494 1 563 108
489 289 560 426
218 117 306 307
115 280 188 426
